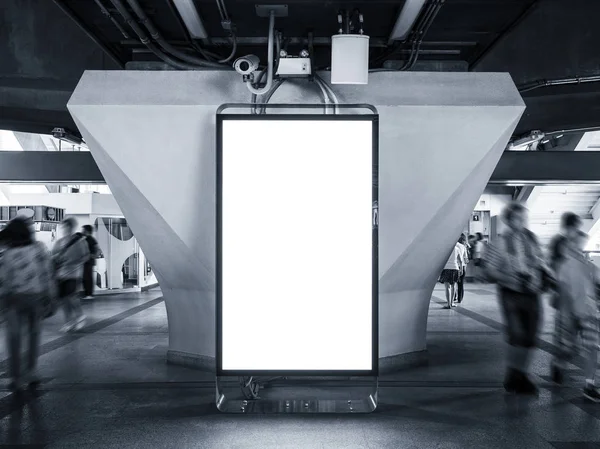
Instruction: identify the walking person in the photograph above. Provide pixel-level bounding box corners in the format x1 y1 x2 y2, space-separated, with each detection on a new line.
551 230 600 401
484 202 549 395
439 238 464 309
456 234 469 304
52 218 89 332
0 215 54 392
549 212 583 288
473 233 486 282
79 225 100 299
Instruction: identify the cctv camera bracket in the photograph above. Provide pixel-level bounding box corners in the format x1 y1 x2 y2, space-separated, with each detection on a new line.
255 4 288 17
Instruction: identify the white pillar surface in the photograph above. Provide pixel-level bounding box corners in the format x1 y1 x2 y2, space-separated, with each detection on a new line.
68 71 524 367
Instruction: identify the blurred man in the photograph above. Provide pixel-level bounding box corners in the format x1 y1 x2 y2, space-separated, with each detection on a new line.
552 230 600 401
549 212 583 278
79 225 100 299
52 217 89 332
484 202 546 395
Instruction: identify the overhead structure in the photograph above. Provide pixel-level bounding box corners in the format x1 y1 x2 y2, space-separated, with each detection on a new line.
389 0 428 42
171 0 208 39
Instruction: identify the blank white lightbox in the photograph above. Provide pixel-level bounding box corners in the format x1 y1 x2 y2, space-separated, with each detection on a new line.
217 115 378 375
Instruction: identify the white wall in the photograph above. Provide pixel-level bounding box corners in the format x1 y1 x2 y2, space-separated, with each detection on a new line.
69 70 524 365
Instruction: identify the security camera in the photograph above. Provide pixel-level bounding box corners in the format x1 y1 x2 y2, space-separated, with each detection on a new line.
233 55 260 75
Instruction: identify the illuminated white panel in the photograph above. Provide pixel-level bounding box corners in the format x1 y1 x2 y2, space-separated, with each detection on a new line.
220 118 375 372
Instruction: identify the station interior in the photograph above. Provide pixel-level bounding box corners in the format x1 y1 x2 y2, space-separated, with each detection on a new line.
2 0 600 447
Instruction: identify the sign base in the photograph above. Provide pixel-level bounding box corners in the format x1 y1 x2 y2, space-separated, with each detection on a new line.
215 376 378 414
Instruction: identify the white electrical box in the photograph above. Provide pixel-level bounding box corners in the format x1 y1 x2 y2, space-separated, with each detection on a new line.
331 34 370 85
276 57 312 77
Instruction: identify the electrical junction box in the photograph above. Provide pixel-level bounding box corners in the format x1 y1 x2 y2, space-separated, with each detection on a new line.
276 57 312 77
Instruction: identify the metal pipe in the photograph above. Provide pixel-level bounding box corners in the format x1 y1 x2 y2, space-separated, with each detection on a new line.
313 78 332 114
519 75 600 93
110 0 216 70
259 79 287 114
52 0 125 68
371 0 438 71
315 75 339 114
246 11 276 96
405 0 444 71
125 0 227 69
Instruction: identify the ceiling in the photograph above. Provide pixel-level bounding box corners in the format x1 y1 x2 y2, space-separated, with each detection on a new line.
2 0 600 138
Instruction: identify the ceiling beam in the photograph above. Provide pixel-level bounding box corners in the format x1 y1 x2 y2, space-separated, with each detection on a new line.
490 151 600 184
3 150 600 186
0 152 104 184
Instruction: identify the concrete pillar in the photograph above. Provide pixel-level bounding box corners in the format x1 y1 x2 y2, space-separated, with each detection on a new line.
68 70 524 370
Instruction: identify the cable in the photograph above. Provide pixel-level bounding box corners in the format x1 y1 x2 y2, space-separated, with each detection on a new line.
216 0 226 20
314 75 339 114
217 34 237 64
369 0 443 71
94 0 130 38
313 78 332 114
125 0 228 69
246 11 276 96
259 79 287 114
251 69 267 114
404 0 444 71
110 0 205 70
519 75 600 93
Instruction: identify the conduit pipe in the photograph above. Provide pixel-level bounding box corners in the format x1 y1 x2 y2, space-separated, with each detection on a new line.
109 0 203 70
126 0 227 69
246 11 276 95
519 75 600 93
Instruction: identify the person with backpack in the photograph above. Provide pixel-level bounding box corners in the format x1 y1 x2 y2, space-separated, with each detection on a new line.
52 217 90 333
439 238 464 309
484 202 550 395
79 225 100 299
551 230 600 401
0 214 55 392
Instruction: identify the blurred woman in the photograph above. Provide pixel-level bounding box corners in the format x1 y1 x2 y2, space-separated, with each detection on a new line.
440 238 464 309
484 202 547 395
0 217 53 392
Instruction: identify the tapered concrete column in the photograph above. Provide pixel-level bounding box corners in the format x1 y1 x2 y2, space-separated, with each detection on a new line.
68 71 524 370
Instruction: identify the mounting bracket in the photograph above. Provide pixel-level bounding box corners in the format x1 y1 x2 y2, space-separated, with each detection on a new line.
255 4 289 17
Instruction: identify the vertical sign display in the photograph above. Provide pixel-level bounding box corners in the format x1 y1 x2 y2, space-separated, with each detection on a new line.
217 114 378 375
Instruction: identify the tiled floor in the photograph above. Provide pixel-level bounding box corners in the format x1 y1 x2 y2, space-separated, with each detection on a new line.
0 285 598 448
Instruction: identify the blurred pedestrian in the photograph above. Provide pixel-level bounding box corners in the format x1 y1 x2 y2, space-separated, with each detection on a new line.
79 225 100 299
484 202 549 395
551 230 600 401
52 217 89 332
0 214 54 392
548 212 583 306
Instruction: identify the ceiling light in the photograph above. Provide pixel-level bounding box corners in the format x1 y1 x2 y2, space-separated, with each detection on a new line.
389 0 427 42
172 0 208 39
